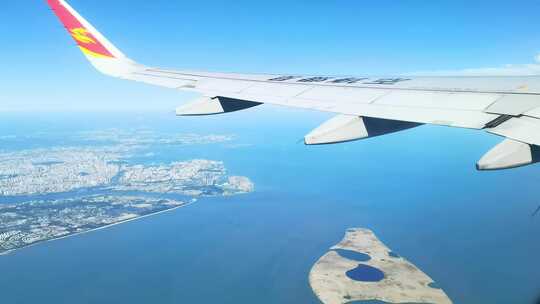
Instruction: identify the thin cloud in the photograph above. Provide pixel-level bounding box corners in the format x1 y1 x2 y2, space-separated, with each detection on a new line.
408 56 540 77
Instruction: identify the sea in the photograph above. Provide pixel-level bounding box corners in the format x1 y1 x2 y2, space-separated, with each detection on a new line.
0 107 539 304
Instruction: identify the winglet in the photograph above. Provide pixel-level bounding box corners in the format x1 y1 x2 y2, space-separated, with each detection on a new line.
46 0 140 77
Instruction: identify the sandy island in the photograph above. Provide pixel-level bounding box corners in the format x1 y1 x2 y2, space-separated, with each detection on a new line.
309 228 453 304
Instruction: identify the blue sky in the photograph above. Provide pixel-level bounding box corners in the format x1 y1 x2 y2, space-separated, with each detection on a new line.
2 0 540 111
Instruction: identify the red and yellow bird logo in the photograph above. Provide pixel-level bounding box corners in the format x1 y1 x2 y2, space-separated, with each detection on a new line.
48 0 115 59
70 28 96 44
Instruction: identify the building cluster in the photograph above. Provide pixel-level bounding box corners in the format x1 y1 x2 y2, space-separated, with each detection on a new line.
0 149 253 197
0 195 185 254
0 148 122 196
0 130 254 255
224 176 255 194
116 160 253 195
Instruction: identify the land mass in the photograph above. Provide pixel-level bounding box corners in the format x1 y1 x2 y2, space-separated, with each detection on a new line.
0 149 253 197
309 228 452 304
0 131 254 255
0 195 192 255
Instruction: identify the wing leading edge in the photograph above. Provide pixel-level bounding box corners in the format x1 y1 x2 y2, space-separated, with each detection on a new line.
46 0 540 170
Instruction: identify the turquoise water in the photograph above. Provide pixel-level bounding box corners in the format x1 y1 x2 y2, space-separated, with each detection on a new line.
1 109 540 303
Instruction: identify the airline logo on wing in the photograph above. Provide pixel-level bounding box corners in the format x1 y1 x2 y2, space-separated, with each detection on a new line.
70 28 96 44
47 0 115 59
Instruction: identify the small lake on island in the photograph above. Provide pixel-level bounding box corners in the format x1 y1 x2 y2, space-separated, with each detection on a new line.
346 264 385 282
333 249 371 262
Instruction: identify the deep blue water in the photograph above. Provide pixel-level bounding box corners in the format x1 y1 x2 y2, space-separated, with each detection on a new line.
1 109 540 304
333 249 371 262
346 264 385 282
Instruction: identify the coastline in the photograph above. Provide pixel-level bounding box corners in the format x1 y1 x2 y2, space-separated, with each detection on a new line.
0 249 13 256
0 200 197 257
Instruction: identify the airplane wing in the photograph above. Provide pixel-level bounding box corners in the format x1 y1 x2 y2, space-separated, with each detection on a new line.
46 0 540 170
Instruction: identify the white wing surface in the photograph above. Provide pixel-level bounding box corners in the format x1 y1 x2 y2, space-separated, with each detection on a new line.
46 0 540 170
